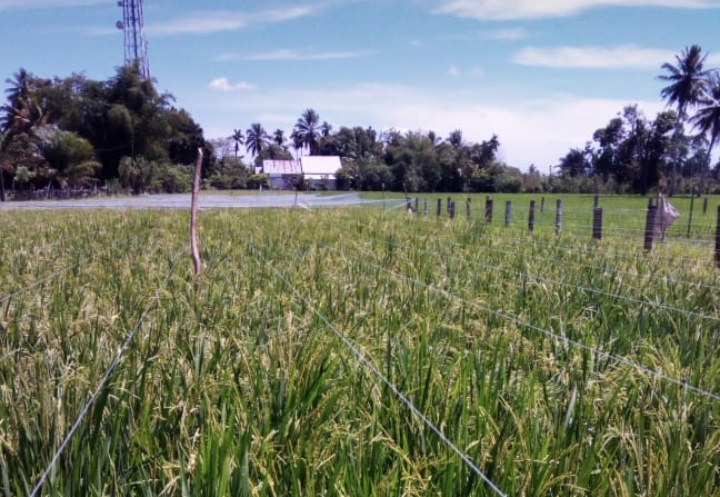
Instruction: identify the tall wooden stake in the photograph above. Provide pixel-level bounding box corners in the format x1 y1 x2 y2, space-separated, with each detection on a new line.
191 148 203 278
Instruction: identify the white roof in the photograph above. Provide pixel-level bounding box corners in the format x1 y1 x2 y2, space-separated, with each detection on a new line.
301 156 341 176
262 159 302 175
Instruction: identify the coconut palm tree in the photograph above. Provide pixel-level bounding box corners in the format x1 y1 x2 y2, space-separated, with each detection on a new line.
272 129 286 149
230 128 244 158
293 108 320 155
659 45 712 194
245 123 269 157
320 121 332 138
692 73 720 174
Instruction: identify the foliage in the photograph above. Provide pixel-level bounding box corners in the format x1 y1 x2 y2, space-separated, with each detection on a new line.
1 205 720 496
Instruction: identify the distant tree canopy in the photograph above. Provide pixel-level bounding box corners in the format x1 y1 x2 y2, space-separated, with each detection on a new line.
3 45 719 199
0 65 217 198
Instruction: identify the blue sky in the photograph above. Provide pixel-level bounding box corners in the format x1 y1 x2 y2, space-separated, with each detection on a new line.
1 0 719 171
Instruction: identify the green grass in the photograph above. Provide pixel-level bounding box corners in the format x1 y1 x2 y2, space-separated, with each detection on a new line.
1 197 720 496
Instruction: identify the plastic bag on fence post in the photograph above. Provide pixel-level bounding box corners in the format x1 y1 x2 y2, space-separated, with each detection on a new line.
655 194 679 241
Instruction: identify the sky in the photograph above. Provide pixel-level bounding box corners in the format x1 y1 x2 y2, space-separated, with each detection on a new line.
1 0 719 171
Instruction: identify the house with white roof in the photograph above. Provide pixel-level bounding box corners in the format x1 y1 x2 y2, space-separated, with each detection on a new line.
261 156 342 190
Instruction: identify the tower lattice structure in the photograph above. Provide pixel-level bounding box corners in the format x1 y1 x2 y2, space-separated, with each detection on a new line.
119 0 150 79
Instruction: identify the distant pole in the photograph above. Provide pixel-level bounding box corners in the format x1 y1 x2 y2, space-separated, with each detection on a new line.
687 193 695 238
703 197 708 215
593 207 603 241
406 197 412 212
541 196 545 214
449 200 456 219
485 197 493 223
424 198 429 217
505 201 512 227
715 206 720 266
529 200 536 233
437 198 442 217
593 195 599 209
644 202 657 251
555 199 563 235
466 197 471 219
415 197 419 215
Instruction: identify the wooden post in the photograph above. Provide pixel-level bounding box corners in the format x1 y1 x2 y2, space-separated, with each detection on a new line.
541 196 545 214
688 193 695 238
644 203 657 251
593 207 603 241
437 198 442 217
414 197 419 214
485 197 493 223
449 200 456 219
505 201 512 227
190 148 203 278
555 199 563 235
703 197 708 215
447 197 452 214
466 197 471 219
424 198 429 217
594 195 599 209
529 200 536 233
715 206 720 266
406 197 412 212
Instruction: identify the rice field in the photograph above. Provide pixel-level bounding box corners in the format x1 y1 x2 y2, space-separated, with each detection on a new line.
1 195 720 496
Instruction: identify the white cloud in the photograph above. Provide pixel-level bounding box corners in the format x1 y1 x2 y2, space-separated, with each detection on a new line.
0 0 105 10
191 82 664 170
514 45 675 69
207 78 257 92
449 65 460 77
148 6 314 36
217 49 375 62
435 0 720 20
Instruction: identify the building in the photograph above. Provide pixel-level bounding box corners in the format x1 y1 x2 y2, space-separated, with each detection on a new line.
261 156 341 190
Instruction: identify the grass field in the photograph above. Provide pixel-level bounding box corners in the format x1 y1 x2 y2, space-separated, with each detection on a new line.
1 195 720 496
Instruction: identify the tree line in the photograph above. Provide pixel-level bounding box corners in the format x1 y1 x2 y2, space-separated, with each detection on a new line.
2 45 719 200
556 45 720 195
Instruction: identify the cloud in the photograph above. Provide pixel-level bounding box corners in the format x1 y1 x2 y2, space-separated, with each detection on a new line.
190 82 664 170
148 6 314 36
0 0 105 10
217 49 375 62
207 78 257 92
435 0 720 20
514 45 675 69
449 65 460 77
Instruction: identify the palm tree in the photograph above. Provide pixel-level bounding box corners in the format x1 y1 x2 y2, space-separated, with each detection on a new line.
230 128 244 158
293 108 320 155
245 123 269 157
320 121 332 138
659 45 712 195
692 73 720 174
273 129 286 149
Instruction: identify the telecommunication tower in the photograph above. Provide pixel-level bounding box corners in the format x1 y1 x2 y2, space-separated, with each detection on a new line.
115 0 150 79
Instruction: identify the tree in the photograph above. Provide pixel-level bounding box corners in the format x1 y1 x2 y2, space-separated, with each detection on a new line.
320 121 332 138
659 45 712 194
691 73 720 180
230 128 244 158
245 123 269 157
272 128 286 149
293 108 320 155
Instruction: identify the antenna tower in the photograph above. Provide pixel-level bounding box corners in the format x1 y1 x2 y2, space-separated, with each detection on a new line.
116 0 150 79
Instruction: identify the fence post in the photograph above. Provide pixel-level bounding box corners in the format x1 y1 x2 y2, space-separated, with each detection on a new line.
594 195 599 209
505 201 512 227
414 197 419 214
541 196 545 214
466 197 472 219
449 200 456 219
703 197 708 215
406 197 412 212
529 200 536 233
447 197 452 214
644 202 657 251
424 198 429 217
555 199 563 235
593 207 603 241
716 206 720 266
485 197 493 223
437 198 442 217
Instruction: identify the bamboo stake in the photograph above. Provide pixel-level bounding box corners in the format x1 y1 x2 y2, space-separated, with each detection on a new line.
191 148 203 278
